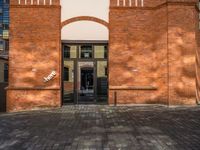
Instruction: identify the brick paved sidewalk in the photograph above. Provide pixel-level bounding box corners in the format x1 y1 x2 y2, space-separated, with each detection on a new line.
0 105 200 150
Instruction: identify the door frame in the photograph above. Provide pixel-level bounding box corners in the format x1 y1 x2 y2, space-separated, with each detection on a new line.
77 62 96 104
61 41 109 105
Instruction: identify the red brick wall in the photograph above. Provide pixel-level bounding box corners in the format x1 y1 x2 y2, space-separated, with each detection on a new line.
7 0 61 112
196 3 200 104
168 4 197 105
109 0 198 105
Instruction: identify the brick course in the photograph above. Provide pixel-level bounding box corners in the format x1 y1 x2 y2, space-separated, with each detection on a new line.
61 16 109 29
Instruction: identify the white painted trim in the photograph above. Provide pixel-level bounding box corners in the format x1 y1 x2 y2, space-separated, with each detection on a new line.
44 0 46 5
135 0 137 7
37 0 39 5
123 0 126 6
18 0 21 4
129 0 132 6
141 0 144 7
31 0 33 5
117 0 120 6
25 0 27 5
50 0 52 5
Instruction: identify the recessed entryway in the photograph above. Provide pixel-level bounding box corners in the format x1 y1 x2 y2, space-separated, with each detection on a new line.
62 41 108 105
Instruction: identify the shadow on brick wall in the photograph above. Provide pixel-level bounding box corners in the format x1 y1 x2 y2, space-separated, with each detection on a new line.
0 82 8 112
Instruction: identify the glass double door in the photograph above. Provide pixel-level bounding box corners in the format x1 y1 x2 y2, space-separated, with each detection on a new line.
63 60 108 104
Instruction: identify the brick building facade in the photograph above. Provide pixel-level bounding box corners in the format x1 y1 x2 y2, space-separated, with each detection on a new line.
7 0 200 112
8 0 61 111
109 0 199 106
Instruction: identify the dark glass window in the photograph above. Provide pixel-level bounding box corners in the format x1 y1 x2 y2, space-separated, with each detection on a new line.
81 45 92 59
3 23 8 30
4 63 8 82
0 0 9 40
4 39 8 50
64 46 70 58
104 46 108 59
4 0 9 4
63 67 69 81
105 67 108 76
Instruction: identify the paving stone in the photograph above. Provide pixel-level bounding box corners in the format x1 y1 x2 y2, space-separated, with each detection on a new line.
0 105 200 150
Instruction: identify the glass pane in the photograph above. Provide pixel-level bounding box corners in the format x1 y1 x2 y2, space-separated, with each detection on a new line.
0 42 3 51
63 45 77 59
2 30 8 39
4 63 8 82
63 61 74 103
79 45 92 59
94 45 107 59
97 61 108 103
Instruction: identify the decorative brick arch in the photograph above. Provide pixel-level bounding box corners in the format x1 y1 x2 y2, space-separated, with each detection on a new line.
61 16 109 29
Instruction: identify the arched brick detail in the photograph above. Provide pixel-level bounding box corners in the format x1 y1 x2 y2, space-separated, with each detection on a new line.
61 16 109 29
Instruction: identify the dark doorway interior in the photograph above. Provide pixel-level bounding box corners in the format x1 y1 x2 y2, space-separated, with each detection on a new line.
0 82 8 112
79 67 94 103
81 68 94 94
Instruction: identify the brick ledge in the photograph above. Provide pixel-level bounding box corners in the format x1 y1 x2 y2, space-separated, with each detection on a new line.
109 86 157 90
6 87 61 90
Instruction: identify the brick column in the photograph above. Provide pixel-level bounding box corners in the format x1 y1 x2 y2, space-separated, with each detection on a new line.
109 0 199 105
167 0 198 105
7 0 61 112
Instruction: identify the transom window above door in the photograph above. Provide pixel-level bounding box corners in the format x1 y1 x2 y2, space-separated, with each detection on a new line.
80 45 92 59
63 42 108 60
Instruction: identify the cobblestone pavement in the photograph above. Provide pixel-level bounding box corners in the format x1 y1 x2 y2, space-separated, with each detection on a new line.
0 105 200 150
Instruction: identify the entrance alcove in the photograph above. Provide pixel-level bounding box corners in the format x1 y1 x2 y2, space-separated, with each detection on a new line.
61 20 109 104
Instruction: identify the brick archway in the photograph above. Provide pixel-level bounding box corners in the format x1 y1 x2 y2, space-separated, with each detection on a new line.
61 16 109 29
